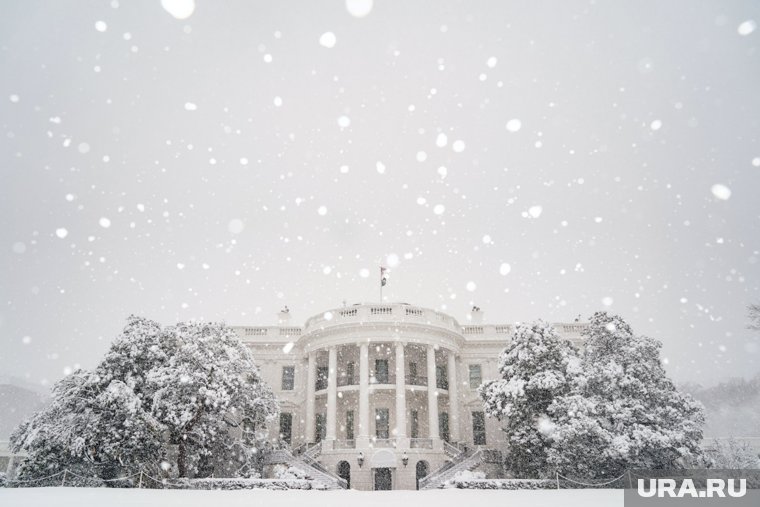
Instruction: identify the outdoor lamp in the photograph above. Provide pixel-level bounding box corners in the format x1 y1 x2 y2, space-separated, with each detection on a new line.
357 451 364 468
402 451 409 467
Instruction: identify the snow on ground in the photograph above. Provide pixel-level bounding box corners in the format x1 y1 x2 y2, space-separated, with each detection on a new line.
0 487 623 507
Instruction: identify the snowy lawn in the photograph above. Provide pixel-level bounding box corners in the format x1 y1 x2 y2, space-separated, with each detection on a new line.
0 487 623 507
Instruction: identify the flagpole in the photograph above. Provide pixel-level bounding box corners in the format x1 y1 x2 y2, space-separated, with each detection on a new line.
380 266 383 302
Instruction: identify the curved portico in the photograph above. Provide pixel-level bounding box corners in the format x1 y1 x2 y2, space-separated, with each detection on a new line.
301 303 464 452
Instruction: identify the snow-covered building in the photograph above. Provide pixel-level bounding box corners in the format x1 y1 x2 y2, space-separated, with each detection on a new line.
234 302 587 490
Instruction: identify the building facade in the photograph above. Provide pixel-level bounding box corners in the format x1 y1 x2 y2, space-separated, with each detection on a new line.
234 302 587 490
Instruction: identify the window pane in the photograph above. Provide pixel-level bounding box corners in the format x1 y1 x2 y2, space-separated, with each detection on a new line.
281 366 295 390
472 411 486 445
346 410 355 440
375 359 389 384
436 365 448 389
469 364 482 389
316 366 329 390
279 412 292 444
376 408 389 438
316 413 326 442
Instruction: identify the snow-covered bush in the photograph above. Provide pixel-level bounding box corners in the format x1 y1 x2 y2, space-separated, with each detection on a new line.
478 321 577 478
166 477 318 490
0 472 6 488
444 475 556 490
10 316 278 485
274 465 310 481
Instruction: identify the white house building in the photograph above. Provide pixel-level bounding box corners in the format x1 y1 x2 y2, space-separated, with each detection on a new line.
234 302 587 490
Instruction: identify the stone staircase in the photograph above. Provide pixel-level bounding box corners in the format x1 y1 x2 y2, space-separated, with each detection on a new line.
265 444 347 489
418 448 484 489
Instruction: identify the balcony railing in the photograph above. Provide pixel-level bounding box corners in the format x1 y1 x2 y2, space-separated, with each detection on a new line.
319 374 441 389
303 303 460 333
334 439 356 449
371 438 396 448
410 438 433 449
337 376 358 387
370 373 394 385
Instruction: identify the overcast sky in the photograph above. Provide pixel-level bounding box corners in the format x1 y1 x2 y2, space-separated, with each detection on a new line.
1 0 759 390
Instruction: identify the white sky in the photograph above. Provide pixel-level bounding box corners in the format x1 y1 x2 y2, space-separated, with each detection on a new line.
1 0 759 388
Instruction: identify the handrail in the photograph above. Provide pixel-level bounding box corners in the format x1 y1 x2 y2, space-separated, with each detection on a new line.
443 440 461 457
419 448 482 489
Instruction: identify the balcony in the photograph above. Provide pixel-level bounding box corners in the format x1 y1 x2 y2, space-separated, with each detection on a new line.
371 438 396 448
303 303 460 334
337 376 358 387
410 438 433 449
318 374 447 391
405 374 427 386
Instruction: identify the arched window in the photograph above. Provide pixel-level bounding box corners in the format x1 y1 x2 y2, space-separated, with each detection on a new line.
415 460 429 490
337 460 351 489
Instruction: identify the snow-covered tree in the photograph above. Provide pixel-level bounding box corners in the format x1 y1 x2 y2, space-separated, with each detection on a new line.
547 312 704 478
749 303 760 331
478 320 578 478
10 316 278 483
10 369 163 485
706 437 760 469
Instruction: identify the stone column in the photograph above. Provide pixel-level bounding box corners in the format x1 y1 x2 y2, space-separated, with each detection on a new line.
326 346 337 441
427 345 440 440
357 342 370 447
305 351 316 443
395 342 407 446
447 350 461 442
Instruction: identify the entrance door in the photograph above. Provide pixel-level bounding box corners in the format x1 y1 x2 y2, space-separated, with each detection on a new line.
337 461 351 489
374 467 392 490
415 461 429 490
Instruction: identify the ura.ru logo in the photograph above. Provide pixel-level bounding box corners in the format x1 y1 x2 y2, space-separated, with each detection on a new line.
637 478 746 498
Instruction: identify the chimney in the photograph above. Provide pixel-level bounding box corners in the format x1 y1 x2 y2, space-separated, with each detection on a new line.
278 306 291 325
469 306 484 324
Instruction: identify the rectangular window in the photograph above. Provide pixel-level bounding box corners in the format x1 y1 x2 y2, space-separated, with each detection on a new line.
315 413 326 442
345 361 355 385
472 411 486 445
281 366 295 391
316 366 329 390
410 410 419 438
279 412 292 444
439 412 450 442
469 364 482 389
375 359 389 384
436 365 448 389
376 408 389 439
408 361 418 383
346 410 355 440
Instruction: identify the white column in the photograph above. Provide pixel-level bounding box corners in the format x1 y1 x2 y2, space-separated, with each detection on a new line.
358 342 370 445
448 350 460 442
305 351 316 443
427 345 440 439
326 346 337 440
395 342 407 439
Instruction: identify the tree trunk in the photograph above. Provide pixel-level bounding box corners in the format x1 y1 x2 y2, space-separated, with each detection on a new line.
177 438 187 477
177 405 204 477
